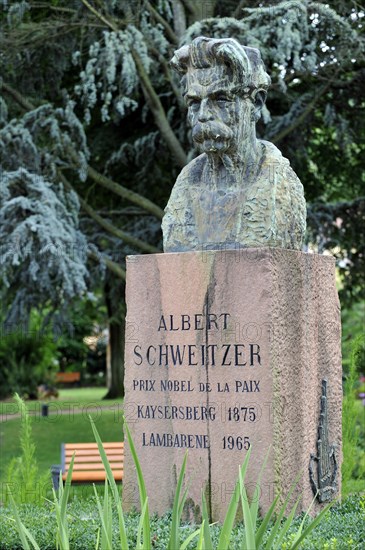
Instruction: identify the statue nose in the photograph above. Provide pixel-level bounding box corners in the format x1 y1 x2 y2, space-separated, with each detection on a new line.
197 99 214 122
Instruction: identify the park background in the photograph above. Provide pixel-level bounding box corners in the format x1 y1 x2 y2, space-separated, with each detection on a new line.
0 1 364 548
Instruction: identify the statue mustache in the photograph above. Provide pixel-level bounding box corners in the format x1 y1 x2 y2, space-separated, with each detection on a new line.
192 121 233 143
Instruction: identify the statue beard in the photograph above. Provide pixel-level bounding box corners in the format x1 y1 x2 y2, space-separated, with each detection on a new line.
192 121 234 155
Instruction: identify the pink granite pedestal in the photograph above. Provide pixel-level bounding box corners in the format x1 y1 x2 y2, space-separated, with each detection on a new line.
123 248 342 521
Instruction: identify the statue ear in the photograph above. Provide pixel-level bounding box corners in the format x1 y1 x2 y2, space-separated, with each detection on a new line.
252 89 267 121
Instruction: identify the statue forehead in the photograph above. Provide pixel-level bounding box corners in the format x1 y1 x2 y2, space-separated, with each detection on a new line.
186 65 237 91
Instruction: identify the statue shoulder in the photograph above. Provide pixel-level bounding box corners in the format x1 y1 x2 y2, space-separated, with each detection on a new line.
175 153 207 186
164 153 206 208
162 154 207 252
259 139 290 165
259 140 306 249
259 140 303 187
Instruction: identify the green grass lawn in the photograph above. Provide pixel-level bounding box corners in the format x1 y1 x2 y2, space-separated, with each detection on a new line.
343 478 365 495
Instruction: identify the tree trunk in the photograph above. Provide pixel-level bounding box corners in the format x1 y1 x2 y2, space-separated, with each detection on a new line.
183 0 217 24
105 319 125 398
132 50 188 168
104 279 125 399
172 0 187 40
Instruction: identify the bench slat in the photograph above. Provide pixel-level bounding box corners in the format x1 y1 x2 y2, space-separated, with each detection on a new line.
65 449 122 457
62 470 123 482
65 456 122 465
56 372 80 383
71 463 124 471
64 443 123 450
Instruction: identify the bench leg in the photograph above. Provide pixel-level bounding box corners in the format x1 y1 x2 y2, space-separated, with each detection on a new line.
51 465 62 490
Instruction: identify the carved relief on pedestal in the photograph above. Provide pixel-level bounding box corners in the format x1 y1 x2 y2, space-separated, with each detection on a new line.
309 379 338 502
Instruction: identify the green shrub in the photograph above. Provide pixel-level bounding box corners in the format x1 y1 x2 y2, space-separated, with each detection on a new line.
341 301 365 376
0 314 57 399
55 297 107 385
342 336 365 487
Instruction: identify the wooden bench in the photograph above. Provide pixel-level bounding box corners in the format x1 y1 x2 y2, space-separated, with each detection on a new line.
51 442 124 489
55 372 81 385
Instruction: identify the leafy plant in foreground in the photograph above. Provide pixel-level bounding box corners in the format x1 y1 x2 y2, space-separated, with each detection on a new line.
10 417 334 549
4 393 50 506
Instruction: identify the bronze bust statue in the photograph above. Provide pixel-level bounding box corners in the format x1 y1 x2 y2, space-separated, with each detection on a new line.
162 37 306 252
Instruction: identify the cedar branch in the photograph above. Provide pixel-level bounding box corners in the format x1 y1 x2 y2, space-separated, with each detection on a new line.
59 171 160 254
147 42 184 107
88 249 126 280
271 83 333 144
180 0 197 16
86 164 164 219
1 81 36 111
31 2 77 14
80 200 160 254
234 1 246 19
132 49 188 167
145 1 178 45
2 81 164 218
80 0 118 32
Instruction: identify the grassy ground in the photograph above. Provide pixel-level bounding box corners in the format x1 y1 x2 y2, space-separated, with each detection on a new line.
0 494 364 549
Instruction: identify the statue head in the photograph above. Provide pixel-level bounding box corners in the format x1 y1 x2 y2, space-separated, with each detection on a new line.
171 37 271 156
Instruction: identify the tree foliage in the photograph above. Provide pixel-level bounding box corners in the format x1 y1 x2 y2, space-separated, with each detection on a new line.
0 169 88 324
0 0 364 393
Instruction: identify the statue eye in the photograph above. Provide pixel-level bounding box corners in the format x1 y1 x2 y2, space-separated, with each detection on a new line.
187 98 200 108
216 96 231 103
